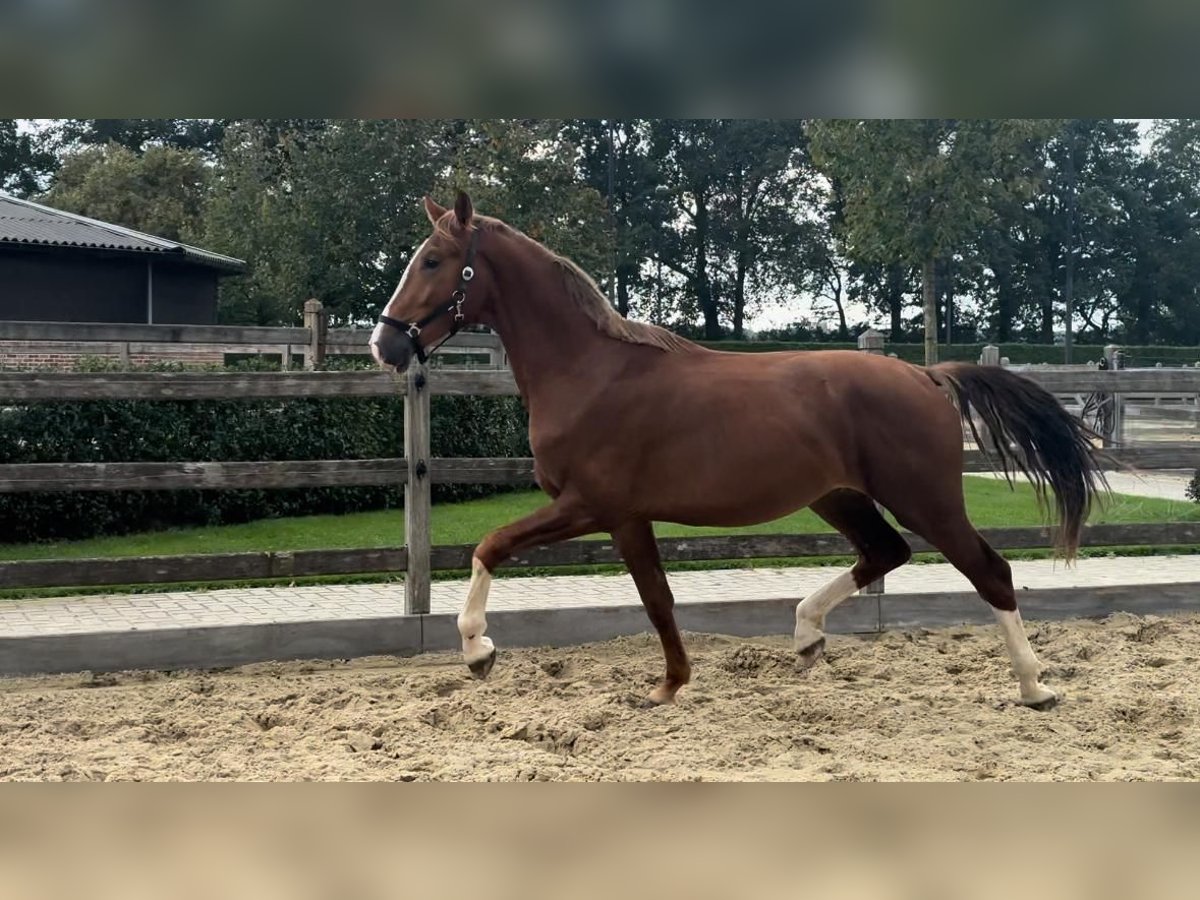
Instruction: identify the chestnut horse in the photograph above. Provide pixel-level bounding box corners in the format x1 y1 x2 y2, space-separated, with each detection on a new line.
371 192 1105 709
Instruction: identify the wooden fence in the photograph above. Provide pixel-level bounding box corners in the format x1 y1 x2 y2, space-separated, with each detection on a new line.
2 330 1200 610
0 304 507 370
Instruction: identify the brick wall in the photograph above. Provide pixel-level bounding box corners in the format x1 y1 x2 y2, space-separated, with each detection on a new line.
0 341 225 371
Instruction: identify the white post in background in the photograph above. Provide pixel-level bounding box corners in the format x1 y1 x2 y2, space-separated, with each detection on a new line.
857 328 885 356
974 345 1002 453
1104 344 1124 447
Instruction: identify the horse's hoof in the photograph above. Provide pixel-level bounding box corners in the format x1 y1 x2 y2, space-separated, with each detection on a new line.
1019 684 1058 711
796 636 826 669
639 685 677 708
467 648 497 680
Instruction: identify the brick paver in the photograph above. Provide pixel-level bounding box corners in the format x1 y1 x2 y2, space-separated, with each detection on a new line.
1 555 1196 638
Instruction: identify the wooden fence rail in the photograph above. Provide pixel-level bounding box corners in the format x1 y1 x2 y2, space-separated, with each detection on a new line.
3 522 1197 591
0 321 311 345
2 337 1199 611
3 366 1199 401
0 311 507 368
1 446 1198 493
0 369 517 400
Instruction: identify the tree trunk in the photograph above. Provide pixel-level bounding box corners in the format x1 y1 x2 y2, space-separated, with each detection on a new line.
616 265 631 317
1040 278 1054 342
922 256 938 365
699 285 721 339
733 250 749 340
887 263 904 340
994 260 1013 342
831 271 849 340
695 191 721 339
940 256 954 344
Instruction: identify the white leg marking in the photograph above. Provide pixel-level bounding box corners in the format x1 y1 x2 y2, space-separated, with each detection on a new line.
993 608 1056 706
458 557 495 665
794 569 859 650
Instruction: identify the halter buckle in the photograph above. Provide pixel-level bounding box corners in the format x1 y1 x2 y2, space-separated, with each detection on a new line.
406 323 421 338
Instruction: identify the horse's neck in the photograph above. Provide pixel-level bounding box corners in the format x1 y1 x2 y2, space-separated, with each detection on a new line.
484 247 623 406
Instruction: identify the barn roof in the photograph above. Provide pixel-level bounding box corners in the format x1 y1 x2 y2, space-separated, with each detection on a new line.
0 193 246 273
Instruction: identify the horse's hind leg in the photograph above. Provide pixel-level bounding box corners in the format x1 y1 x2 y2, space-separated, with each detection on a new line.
794 489 912 667
882 491 1057 709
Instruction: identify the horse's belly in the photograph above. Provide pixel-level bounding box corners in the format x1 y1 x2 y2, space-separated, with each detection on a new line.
615 432 851 527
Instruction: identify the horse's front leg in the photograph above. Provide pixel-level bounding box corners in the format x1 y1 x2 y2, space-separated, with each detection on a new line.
612 520 690 706
459 495 599 678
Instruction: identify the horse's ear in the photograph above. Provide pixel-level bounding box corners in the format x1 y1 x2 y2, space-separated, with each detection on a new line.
424 195 447 225
454 190 474 228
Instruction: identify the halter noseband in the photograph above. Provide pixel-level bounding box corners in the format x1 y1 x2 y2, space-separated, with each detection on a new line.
377 227 481 364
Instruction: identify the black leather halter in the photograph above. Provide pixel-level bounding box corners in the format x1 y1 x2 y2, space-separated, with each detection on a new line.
377 227 481 363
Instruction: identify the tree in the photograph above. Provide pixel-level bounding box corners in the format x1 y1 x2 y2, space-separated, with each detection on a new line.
563 119 672 318
39 142 210 241
201 118 609 327
797 210 851 340
443 119 613 282
808 119 1047 364
1134 120 1200 344
644 120 814 339
643 121 727 338
848 259 917 341
798 170 866 340
1 120 57 197
49 119 229 159
202 119 448 325
1023 120 1142 344
708 120 811 339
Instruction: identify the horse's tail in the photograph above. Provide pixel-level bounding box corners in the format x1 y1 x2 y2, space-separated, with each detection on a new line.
929 362 1108 561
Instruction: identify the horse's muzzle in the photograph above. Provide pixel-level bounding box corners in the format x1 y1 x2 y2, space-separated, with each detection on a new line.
369 321 414 371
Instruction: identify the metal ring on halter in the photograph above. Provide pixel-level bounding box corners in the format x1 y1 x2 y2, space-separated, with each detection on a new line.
406 323 421 337
462 266 474 281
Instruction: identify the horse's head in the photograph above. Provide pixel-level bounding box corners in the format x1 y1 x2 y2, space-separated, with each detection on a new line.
371 191 488 371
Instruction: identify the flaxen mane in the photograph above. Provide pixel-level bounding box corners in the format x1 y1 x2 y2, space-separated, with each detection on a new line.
456 216 702 355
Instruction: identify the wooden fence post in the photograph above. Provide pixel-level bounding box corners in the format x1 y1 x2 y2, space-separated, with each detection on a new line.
404 362 432 615
303 299 326 370
1104 344 1124 446
858 329 886 597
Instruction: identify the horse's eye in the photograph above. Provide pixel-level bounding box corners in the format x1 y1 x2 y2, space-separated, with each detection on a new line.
422 257 440 270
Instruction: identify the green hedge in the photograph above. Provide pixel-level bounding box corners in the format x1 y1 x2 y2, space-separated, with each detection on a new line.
0 377 529 544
